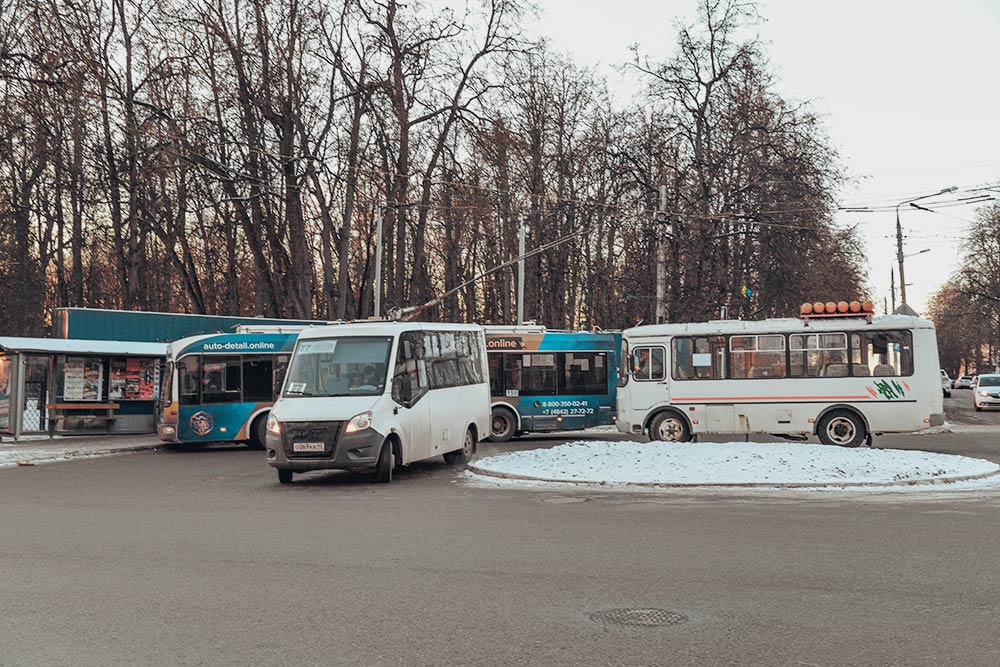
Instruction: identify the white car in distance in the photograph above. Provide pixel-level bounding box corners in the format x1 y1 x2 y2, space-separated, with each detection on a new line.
940 369 952 398
974 374 1000 411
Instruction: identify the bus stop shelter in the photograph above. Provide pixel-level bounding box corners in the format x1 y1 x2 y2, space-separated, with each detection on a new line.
0 337 167 441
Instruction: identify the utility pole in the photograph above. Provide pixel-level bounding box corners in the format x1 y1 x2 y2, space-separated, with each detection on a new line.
373 205 388 318
516 221 526 325
895 186 956 308
894 211 907 309
655 184 671 324
890 267 896 312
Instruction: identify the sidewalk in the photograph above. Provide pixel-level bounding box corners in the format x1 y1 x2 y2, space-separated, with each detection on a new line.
0 434 163 468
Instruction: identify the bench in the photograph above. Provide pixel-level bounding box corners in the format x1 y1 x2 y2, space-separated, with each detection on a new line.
45 403 120 431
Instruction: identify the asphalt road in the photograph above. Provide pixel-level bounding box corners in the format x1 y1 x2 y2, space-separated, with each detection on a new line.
2 393 999 666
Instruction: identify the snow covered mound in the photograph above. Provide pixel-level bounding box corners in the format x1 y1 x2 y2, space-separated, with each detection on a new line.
470 441 1000 488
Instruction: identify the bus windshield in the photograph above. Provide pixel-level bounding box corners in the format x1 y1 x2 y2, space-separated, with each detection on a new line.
284 337 392 398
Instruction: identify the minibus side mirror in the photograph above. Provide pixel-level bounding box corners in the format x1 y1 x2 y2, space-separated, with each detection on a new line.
392 372 413 407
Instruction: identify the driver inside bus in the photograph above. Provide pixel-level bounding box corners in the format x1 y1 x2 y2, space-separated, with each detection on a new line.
635 349 663 379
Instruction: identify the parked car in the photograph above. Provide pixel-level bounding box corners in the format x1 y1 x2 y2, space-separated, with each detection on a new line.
974 374 1000 411
940 370 952 397
956 375 975 390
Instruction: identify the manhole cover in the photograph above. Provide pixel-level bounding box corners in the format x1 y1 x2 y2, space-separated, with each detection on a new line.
590 607 688 627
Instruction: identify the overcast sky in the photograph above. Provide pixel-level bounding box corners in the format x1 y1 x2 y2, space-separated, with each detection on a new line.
531 0 1000 314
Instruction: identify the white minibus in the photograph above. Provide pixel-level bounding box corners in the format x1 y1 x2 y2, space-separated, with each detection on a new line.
616 307 944 447
265 322 490 483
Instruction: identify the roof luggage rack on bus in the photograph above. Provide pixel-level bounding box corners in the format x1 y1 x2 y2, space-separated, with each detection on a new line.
799 300 874 325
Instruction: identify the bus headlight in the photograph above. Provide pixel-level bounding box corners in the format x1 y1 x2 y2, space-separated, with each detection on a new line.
345 411 373 433
266 413 282 435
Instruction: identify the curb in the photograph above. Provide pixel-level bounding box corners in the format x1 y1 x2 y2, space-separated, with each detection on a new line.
466 463 1000 490
0 442 164 468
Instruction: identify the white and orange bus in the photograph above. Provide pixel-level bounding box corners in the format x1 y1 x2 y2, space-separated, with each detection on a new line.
616 303 944 447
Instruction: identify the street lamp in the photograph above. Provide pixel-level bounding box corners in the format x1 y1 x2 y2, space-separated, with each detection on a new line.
904 248 931 259
896 188 956 306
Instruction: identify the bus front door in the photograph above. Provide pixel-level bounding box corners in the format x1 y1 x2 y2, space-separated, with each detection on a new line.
629 345 669 412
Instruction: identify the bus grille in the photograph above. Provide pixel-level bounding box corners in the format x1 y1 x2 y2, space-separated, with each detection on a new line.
282 421 343 458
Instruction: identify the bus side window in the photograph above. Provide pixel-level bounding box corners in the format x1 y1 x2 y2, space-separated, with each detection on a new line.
852 330 913 377
201 356 241 404
274 355 290 397
504 354 524 394
392 333 428 406
673 336 726 380
178 356 200 405
633 347 665 381
242 356 274 402
488 353 503 396
561 352 608 395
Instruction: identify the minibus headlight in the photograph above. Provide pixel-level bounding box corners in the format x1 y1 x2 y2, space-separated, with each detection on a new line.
266 413 282 435
345 411 373 434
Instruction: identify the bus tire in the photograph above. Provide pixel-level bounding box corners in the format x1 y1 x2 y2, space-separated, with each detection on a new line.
277 469 293 484
247 413 268 450
444 427 476 465
649 411 691 443
375 440 394 483
489 407 517 442
817 409 866 447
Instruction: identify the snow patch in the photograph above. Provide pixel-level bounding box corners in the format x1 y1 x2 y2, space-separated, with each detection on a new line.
470 440 1000 488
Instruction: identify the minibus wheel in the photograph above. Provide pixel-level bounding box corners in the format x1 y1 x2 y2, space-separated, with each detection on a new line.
817 409 866 447
649 411 691 443
489 407 517 442
375 440 394 483
444 428 476 465
277 469 293 484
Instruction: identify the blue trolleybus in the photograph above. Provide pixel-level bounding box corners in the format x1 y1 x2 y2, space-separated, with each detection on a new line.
483 326 621 441
158 330 301 447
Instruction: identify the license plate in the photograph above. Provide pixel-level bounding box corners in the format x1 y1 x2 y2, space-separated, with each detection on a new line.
293 442 325 453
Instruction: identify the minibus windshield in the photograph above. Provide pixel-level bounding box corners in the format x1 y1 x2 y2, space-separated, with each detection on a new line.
283 336 392 397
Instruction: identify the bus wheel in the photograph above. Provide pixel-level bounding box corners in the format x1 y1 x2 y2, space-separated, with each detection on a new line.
277 469 293 484
817 410 866 447
649 412 691 443
375 440 394 483
489 408 517 442
444 428 476 465
247 414 267 450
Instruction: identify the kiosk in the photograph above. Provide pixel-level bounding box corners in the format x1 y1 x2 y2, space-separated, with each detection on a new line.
0 337 167 440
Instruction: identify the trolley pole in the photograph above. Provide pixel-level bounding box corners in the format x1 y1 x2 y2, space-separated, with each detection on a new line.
516 221 526 325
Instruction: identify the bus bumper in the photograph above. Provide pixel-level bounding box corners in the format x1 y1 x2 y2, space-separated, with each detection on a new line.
266 425 386 472
157 423 178 442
